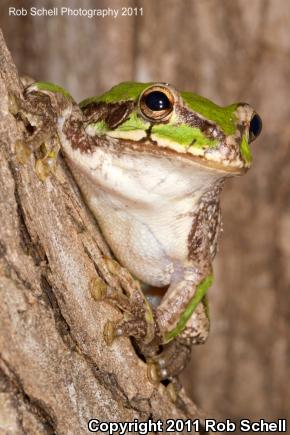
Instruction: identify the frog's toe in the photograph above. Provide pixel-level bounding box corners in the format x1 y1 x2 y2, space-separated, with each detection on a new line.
90 277 108 301
147 340 191 383
166 379 182 402
35 151 58 181
147 361 181 401
15 139 32 164
103 320 123 345
35 158 52 181
147 360 168 384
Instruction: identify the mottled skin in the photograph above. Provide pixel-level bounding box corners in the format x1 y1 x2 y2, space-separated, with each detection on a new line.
12 81 261 386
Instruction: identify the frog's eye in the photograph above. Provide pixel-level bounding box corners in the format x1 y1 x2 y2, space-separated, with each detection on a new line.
139 86 174 121
249 113 262 143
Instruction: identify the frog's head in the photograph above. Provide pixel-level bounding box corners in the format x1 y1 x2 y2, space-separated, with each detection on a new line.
81 82 262 174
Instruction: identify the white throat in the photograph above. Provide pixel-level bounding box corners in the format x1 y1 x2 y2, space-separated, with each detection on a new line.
63 144 222 286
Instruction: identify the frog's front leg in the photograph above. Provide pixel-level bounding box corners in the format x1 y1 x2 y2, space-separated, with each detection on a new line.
10 84 72 180
102 260 212 382
157 267 212 341
145 267 212 382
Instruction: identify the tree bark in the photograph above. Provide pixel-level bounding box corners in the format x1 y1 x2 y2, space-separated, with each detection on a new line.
0 31 203 434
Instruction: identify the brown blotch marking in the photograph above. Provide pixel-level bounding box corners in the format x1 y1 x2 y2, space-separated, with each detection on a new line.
82 102 109 123
175 104 225 141
187 182 223 264
106 102 133 129
82 101 134 129
63 105 97 153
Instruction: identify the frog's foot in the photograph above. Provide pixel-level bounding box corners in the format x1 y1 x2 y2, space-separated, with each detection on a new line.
34 141 60 180
90 269 156 346
146 339 191 383
15 136 60 180
11 90 61 180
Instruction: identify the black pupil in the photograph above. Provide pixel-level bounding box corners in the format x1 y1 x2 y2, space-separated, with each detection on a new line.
144 91 171 111
250 113 262 138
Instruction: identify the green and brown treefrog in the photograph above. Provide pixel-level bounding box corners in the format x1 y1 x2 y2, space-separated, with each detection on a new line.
12 81 262 385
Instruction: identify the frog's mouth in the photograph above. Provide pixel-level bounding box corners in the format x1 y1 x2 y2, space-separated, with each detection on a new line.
182 153 248 175
111 137 249 176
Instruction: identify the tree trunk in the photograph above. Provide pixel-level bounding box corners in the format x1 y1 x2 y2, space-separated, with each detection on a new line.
0 31 203 434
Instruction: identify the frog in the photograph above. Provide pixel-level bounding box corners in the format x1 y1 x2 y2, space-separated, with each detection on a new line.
11 81 262 386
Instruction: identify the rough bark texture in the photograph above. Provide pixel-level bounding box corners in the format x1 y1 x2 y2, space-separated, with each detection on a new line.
0 0 290 431
0 31 203 434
